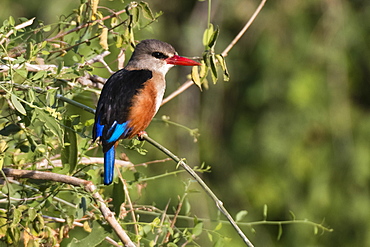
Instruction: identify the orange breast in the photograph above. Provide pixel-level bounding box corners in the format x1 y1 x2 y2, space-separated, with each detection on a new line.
125 79 159 138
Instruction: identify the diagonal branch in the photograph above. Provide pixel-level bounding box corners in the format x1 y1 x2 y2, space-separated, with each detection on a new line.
1 168 136 247
162 0 267 106
221 0 267 57
140 134 254 247
0 17 36 45
56 83 254 246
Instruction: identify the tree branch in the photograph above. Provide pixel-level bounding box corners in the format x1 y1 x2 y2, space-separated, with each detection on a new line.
162 0 267 106
221 0 267 57
1 168 136 247
0 17 36 45
139 134 254 247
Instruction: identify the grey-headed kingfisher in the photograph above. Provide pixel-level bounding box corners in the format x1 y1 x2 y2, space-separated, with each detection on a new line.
93 39 201 185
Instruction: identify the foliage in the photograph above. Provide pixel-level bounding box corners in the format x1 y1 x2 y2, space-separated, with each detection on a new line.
0 0 354 246
0 1 232 246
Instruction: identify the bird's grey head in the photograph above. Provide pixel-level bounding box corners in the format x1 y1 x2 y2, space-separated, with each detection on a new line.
126 39 177 74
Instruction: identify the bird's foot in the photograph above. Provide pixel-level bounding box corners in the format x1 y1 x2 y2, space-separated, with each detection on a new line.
137 131 148 141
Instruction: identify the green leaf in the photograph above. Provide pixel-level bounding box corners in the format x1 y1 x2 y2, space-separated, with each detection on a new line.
37 214 44 229
14 68 28 79
8 16 15 26
207 26 219 49
8 226 21 243
263 204 268 220
27 89 36 104
314 225 319 235
210 54 218 83
66 221 109 247
31 70 47 81
28 208 37 222
43 25 51 32
0 211 7 238
203 23 214 47
11 208 22 227
235 210 248 222
62 118 78 174
0 123 21 136
191 65 202 90
112 178 125 216
35 108 63 144
214 222 222 231
192 222 203 237
11 94 26 115
277 223 283 240
139 1 155 20
215 54 230 81
213 237 225 247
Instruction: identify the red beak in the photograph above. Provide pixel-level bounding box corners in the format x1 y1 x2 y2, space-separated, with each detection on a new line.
166 55 201 66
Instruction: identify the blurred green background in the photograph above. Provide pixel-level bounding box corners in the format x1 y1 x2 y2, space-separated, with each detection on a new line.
2 0 370 246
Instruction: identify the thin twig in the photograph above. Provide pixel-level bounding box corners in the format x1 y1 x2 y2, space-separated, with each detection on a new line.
1 168 136 247
45 8 129 42
42 215 122 246
161 79 193 106
221 0 267 57
120 177 139 245
35 157 133 169
140 134 254 247
55 86 254 246
0 17 36 45
154 199 171 245
162 0 267 106
6 178 77 208
163 193 187 243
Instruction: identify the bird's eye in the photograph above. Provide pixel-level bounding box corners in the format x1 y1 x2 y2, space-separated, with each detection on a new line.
152 52 168 59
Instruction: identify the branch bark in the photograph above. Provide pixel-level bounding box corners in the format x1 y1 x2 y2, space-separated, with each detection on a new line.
162 0 267 106
1 168 136 247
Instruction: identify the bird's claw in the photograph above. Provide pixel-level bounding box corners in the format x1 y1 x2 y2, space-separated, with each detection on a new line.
137 131 148 141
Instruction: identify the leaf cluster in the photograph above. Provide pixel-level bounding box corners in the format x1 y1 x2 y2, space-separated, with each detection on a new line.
0 1 231 246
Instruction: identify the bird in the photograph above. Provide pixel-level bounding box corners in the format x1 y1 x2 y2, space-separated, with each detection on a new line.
93 39 201 185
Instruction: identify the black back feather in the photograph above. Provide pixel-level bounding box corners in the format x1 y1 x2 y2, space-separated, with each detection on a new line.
93 69 152 141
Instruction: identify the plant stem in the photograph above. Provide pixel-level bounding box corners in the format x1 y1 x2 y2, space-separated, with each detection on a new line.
55 77 255 246
141 133 254 247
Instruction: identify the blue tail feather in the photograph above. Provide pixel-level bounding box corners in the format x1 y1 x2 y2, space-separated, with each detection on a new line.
104 146 115 185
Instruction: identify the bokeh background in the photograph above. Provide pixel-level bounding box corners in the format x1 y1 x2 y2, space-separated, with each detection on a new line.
1 0 370 246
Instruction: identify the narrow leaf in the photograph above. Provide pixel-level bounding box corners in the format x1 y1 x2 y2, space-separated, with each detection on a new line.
32 70 47 81
235 210 248 222
62 118 78 174
91 0 99 19
139 1 155 20
207 26 219 49
28 208 37 222
11 208 22 227
215 54 230 81
191 65 202 90
210 54 218 83
263 204 268 220
11 94 26 115
112 178 125 216
193 222 203 237
99 27 108 50
277 223 283 240
214 222 222 231
35 109 63 144
202 23 214 47
314 225 319 235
